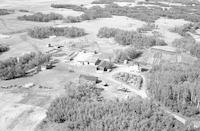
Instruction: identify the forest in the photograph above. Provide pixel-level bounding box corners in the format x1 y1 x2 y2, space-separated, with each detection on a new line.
56 0 200 23
148 62 200 118
17 12 63 22
28 26 86 39
97 27 166 48
37 83 196 131
0 52 51 80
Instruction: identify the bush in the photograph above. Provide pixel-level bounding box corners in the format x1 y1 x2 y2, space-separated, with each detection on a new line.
18 12 63 22
0 52 51 80
51 4 87 11
0 44 9 54
28 26 86 39
0 9 14 15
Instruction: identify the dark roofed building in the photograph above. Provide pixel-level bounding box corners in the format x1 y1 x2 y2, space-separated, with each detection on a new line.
79 74 98 84
96 60 113 71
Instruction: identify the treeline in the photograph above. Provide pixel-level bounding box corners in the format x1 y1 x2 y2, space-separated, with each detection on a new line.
0 52 51 80
18 12 63 22
28 26 86 39
97 27 166 49
0 9 14 15
0 44 9 54
64 6 112 23
148 62 200 117
38 83 193 131
51 4 87 12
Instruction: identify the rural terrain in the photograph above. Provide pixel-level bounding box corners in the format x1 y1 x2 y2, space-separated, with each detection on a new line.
1 0 200 131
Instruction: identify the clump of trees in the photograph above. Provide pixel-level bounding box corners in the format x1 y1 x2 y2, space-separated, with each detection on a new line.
170 23 200 37
149 62 200 117
63 16 82 23
38 83 192 131
172 36 200 58
51 4 87 12
0 9 14 15
172 36 196 52
80 6 112 20
0 52 51 80
190 44 200 58
64 6 112 23
137 23 156 33
113 48 142 63
28 26 86 39
18 12 63 22
97 27 166 49
0 44 9 54
92 0 115 4
97 27 120 38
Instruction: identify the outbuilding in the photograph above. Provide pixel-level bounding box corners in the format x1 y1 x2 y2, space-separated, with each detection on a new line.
79 74 98 84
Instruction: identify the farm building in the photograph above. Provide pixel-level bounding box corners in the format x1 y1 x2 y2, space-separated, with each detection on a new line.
73 51 100 65
79 74 98 84
96 60 113 72
150 46 177 55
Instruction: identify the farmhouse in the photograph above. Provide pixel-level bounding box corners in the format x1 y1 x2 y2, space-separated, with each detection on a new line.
79 74 98 84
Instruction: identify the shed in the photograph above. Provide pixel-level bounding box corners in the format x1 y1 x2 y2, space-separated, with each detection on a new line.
79 74 98 84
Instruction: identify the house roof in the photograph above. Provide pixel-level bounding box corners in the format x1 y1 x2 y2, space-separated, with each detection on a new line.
151 46 177 53
79 74 98 82
98 60 112 69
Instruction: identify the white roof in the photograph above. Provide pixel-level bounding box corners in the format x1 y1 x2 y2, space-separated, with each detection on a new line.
74 51 94 62
151 46 177 52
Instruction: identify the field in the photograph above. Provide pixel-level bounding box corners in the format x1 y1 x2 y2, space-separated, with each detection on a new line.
1 0 200 130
